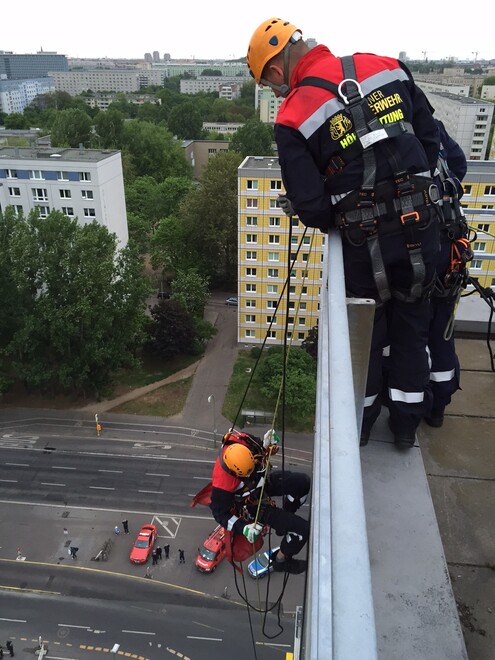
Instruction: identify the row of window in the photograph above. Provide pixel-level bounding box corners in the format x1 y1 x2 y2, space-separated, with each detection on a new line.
243 251 315 262
244 268 320 278
5 169 91 182
246 179 282 192
6 205 96 219
241 300 309 310
244 234 313 245
244 330 306 340
463 185 495 196
8 188 94 201
243 284 310 295
245 216 301 228
243 315 308 325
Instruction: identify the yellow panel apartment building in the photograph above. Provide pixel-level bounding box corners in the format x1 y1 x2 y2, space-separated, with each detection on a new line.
237 157 495 345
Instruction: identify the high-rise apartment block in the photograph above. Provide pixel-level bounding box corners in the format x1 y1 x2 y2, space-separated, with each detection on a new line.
237 157 495 346
0 51 68 79
0 146 128 247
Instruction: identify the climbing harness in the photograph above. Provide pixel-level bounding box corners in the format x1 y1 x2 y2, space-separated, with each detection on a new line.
297 55 440 304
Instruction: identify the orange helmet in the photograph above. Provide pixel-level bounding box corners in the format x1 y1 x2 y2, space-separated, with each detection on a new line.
222 443 256 477
246 17 302 84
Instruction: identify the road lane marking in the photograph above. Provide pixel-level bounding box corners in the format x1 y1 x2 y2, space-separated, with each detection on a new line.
121 630 156 635
193 476 210 480
41 482 66 486
58 623 89 629
5 462 29 467
89 486 115 490
186 636 222 641
52 466 76 470
145 473 170 477
0 479 18 483
98 469 123 473
0 617 27 622
138 490 164 494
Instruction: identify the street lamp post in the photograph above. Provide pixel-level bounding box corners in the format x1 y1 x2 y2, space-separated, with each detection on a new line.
207 395 218 448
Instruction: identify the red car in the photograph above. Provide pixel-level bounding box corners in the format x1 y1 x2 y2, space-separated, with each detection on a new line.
129 524 157 564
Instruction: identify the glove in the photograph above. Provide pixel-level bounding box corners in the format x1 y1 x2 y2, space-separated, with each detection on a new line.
263 429 280 449
278 195 295 217
243 522 263 543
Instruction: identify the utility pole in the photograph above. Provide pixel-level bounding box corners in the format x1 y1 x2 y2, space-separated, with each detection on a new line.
207 395 218 448
472 51 479 64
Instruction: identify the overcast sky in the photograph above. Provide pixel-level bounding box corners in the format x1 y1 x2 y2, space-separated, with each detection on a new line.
4 1 493 63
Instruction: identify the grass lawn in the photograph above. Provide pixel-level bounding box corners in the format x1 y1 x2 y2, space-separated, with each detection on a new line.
110 377 193 417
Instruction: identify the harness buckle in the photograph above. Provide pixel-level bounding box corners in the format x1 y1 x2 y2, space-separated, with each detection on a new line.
400 211 420 225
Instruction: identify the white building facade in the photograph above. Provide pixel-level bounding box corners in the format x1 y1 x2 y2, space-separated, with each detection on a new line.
0 146 128 246
0 78 55 114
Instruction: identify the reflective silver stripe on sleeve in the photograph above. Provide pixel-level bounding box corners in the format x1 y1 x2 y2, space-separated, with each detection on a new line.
389 388 424 403
227 515 240 531
430 368 456 383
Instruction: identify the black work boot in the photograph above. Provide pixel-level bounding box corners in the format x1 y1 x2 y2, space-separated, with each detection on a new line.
271 553 307 575
424 408 445 428
360 430 370 447
388 418 416 449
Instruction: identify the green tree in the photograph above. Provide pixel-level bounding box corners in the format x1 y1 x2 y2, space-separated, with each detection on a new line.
301 325 319 361
167 100 205 140
121 120 192 181
94 107 125 148
4 210 150 397
4 113 28 129
147 298 196 357
230 117 274 158
171 270 210 318
50 108 93 148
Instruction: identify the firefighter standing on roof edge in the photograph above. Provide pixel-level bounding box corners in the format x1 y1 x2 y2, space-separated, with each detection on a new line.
247 18 443 448
209 429 310 574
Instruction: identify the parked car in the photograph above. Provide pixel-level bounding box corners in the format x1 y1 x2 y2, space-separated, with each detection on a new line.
225 297 238 306
157 290 170 299
195 525 227 573
129 524 157 564
247 546 280 579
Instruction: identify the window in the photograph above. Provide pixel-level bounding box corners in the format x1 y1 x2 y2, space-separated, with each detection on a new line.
287 331 293 339
247 179 258 190
6 169 18 178
290 252 297 261
246 299 256 307
287 317 294 324
267 284 278 293
291 218 299 227
8 187 20 196
491 278 495 287
477 223 489 232
289 302 295 309
59 189 71 198
269 199 280 209
268 252 279 261
269 217 280 227
473 242 486 252
245 329 256 338
245 315 256 323
36 206 50 218
484 185 495 196
481 205 494 210
267 330 277 338
302 237 311 245
269 235 280 244
246 234 258 243
301 286 307 294
13 205 23 215
302 270 309 278
246 267 257 276
246 216 258 226
32 188 48 201
246 198 258 209
289 285 296 294
246 283 257 292
79 172 91 182
30 170 43 180
267 316 277 324
291 236 298 245
302 253 309 262
470 259 482 269
270 180 282 191
290 269 296 277
81 190 94 200
299 302 307 310
84 208 96 218
246 251 257 260
62 207 74 217
299 317 306 326
57 171 70 181
267 268 279 277
267 300 277 309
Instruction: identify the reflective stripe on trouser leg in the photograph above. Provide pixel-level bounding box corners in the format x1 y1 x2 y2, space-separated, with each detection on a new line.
428 295 461 410
362 305 388 434
261 506 309 557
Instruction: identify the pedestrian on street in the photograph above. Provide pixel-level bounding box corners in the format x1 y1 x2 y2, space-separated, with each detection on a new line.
122 519 129 534
152 548 158 565
5 641 13 657
69 546 78 559
156 546 162 560
114 525 121 535
164 544 170 559
178 549 185 564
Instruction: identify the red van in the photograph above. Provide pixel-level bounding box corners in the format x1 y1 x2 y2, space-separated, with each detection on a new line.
195 525 227 573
